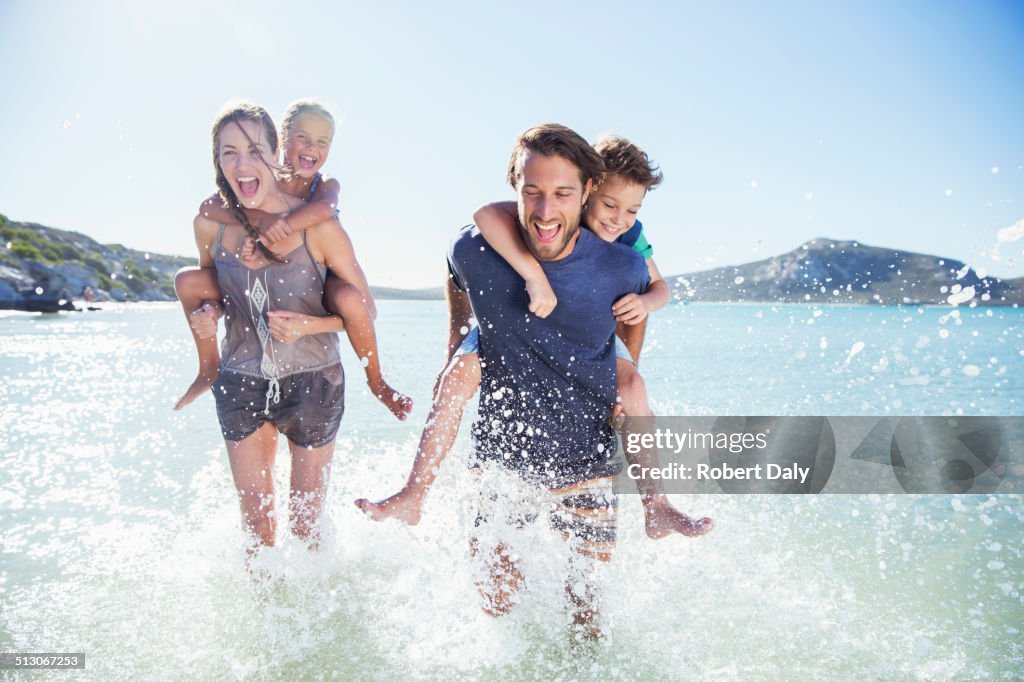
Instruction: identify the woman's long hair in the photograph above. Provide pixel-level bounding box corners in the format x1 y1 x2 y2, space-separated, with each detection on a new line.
210 101 283 263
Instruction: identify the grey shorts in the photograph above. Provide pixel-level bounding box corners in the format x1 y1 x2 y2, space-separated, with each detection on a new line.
456 326 633 364
212 364 345 448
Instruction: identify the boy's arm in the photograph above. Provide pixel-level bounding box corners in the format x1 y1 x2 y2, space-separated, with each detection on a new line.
473 201 557 318
193 214 219 268
617 319 647 366
640 258 670 312
612 257 670 326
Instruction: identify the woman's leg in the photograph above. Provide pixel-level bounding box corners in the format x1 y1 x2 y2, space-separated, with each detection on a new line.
355 351 481 524
174 266 223 410
225 423 279 552
324 277 413 421
287 438 336 549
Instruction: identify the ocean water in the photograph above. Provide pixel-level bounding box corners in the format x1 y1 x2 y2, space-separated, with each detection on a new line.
0 301 1022 680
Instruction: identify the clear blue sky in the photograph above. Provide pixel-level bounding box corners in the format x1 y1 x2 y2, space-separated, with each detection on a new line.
1 0 1021 287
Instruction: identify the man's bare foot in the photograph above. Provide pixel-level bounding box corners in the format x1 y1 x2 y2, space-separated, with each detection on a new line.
644 498 714 539
367 378 413 421
174 372 217 410
354 488 422 525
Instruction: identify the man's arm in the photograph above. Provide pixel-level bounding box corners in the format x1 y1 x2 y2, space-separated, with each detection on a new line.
446 273 473 360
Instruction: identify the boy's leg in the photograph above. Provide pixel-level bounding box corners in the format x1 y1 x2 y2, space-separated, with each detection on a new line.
324 276 413 420
615 359 715 539
355 352 481 524
174 266 223 410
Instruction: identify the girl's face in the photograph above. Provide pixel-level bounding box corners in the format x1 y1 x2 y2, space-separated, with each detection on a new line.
584 174 646 242
283 113 333 178
217 119 276 208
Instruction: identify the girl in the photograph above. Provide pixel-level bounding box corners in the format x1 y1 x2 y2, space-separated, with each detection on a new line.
194 101 353 553
357 135 712 539
174 99 412 422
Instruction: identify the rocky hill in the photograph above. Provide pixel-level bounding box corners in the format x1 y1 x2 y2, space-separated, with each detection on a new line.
3 215 1019 311
670 238 1024 306
0 214 192 311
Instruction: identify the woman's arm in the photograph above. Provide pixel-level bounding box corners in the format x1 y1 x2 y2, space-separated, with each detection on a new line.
308 217 377 317
473 201 556 318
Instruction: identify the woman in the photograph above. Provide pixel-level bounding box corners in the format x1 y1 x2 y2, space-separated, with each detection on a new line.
192 101 351 553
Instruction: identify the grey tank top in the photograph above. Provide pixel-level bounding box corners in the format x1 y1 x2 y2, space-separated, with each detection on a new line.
215 224 341 378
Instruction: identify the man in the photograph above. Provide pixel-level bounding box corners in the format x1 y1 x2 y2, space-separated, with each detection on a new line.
445 124 712 634
358 123 712 635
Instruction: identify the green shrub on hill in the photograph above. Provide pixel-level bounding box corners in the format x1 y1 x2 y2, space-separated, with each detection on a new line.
11 242 42 260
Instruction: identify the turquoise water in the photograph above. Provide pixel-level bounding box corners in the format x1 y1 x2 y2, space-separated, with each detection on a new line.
0 302 1021 679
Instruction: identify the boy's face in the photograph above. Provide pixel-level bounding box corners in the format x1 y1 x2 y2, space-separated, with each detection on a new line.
283 113 333 178
584 175 646 242
516 151 592 261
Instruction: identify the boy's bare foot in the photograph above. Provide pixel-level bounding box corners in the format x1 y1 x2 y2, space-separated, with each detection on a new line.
367 379 413 421
354 488 422 525
174 372 218 410
644 498 714 539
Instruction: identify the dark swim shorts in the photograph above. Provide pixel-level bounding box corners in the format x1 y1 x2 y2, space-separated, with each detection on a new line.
212 364 345 448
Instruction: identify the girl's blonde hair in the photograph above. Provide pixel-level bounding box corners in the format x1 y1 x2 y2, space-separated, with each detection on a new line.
280 99 336 142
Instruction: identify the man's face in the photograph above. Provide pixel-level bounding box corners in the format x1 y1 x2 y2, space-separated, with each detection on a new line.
516 151 592 261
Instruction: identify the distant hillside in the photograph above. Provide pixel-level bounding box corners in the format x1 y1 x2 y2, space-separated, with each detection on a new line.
3 216 1019 311
0 214 192 310
670 238 1024 306
0 214 444 311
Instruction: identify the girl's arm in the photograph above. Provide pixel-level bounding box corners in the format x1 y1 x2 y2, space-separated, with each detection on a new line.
473 201 557 318
259 176 342 245
199 192 280 238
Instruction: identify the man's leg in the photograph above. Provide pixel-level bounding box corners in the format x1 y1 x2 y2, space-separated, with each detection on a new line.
549 476 618 640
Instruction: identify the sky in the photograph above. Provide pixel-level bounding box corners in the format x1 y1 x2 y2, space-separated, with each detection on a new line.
1 0 1022 288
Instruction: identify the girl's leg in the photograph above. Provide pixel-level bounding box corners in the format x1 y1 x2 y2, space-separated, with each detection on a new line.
324 277 413 421
225 423 279 552
174 266 223 410
615 358 714 539
355 352 481 524
287 438 336 549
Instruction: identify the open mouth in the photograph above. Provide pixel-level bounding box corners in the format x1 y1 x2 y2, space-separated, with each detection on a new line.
534 221 561 244
237 176 260 198
298 154 318 171
599 222 622 238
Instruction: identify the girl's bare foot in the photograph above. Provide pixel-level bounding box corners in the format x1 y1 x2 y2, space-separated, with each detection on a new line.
354 488 422 525
644 499 714 539
367 378 413 421
174 372 218 410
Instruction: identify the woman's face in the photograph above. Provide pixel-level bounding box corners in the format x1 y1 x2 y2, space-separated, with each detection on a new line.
283 113 333 179
217 119 276 208
584 174 646 242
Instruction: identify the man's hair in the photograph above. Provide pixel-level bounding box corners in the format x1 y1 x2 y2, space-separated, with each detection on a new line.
506 123 605 190
592 134 663 191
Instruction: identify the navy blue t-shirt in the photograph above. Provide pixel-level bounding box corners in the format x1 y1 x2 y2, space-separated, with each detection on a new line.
448 224 650 488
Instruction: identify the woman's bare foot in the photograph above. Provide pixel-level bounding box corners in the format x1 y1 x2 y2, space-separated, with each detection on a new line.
367 378 413 421
354 488 423 525
644 498 714 539
174 372 218 411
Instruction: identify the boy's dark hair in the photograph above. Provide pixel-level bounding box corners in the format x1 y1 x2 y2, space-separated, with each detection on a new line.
592 134 663 191
507 123 605 190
